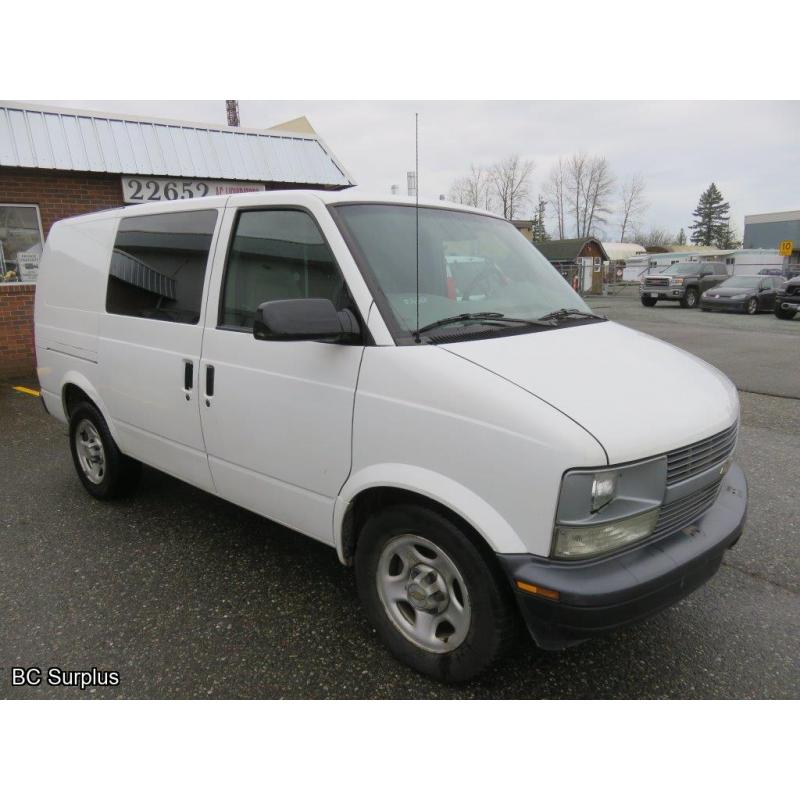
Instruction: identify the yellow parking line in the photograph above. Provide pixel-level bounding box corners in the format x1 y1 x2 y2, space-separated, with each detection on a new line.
12 386 41 397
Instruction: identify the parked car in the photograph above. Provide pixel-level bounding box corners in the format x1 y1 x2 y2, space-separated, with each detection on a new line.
34 192 748 682
700 275 784 315
758 268 784 276
774 276 800 320
640 261 729 308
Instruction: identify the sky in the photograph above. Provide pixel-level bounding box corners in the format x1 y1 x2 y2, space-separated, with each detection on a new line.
39 100 800 242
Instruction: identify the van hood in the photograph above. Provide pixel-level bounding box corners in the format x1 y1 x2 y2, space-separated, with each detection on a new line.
439 321 739 465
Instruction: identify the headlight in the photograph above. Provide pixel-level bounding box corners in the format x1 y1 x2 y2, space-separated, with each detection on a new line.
731 293 747 300
554 509 660 559
553 457 667 560
671 277 684 285
591 472 617 512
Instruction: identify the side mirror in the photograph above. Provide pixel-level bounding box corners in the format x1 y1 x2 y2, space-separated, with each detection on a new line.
253 298 360 343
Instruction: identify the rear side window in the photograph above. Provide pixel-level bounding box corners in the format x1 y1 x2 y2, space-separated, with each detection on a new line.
220 209 347 329
106 210 218 324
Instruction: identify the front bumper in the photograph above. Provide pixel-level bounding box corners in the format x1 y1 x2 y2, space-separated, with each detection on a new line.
700 297 748 312
498 463 747 650
641 285 684 299
777 297 800 312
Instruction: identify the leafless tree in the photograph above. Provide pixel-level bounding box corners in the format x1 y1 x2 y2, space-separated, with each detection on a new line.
448 176 472 205
618 174 648 242
488 155 534 220
632 226 673 248
543 157 568 239
448 164 493 211
562 153 616 238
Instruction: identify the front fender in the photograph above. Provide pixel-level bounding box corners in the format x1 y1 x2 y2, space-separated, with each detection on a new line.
333 463 529 564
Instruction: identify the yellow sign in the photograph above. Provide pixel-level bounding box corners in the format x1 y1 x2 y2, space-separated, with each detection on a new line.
779 240 793 256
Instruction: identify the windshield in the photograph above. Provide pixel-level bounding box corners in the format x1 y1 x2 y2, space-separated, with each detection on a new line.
718 276 761 289
663 263 703 275
333 204 592 338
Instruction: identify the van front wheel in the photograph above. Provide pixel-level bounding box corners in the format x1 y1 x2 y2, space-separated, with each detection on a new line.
69 401 141 500
355 504 517 682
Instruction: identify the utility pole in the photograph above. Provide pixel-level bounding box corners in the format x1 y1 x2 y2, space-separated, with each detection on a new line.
226 100 240 127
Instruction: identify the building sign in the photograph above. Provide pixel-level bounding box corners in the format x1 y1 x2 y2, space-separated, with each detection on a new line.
17 252 40 282
779 240 793 256
122 177 266 204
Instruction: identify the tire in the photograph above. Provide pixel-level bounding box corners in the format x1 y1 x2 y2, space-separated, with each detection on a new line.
680 288 699 309
775 306 796 320
69 401 141 499
641 296 657 307
745 297 758 315
355 504 517 682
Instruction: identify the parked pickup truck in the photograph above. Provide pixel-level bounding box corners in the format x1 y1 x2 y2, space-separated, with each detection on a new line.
641 261 729 309
774 276 800 320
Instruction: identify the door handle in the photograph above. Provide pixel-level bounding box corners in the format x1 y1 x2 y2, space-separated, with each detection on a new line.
184 361 194 391
205 365 215 406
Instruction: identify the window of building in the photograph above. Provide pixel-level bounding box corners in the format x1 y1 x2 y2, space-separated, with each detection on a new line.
106 210 218 324
0 205 44 284
220 209 348 329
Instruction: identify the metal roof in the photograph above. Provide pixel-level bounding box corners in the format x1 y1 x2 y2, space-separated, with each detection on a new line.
0 102 352 186
533 238 609 263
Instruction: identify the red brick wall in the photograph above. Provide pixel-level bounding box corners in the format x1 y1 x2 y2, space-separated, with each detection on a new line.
0 168 124 378
0 284 36 378
0 167 124 237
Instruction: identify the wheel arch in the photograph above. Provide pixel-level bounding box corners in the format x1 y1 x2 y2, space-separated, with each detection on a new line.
334 465 528 566
60 372 122 444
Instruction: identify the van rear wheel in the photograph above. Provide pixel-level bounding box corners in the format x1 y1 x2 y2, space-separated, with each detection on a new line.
69 401 141 500
355 504 517 682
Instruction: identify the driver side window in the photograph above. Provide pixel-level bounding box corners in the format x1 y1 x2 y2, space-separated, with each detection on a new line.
220 209 348 329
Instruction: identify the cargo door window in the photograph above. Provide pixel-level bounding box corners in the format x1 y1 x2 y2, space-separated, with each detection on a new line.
106 209 218 324
219 208 348 330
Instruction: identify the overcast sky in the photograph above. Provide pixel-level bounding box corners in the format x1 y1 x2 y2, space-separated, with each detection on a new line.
41 100 800 241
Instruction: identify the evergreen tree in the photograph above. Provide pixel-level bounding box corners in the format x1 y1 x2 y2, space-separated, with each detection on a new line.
716 221 741 250
531 196 550 242
676 227 687 246
688 183 730 246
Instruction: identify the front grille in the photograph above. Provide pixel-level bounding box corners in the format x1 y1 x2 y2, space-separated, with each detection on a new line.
644 277 670 287
666 423 738 485
654 479 722 537
653 479 722 536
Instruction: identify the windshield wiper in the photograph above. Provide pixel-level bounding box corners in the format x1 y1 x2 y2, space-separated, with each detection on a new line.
418 312 555 335
536 308 606 324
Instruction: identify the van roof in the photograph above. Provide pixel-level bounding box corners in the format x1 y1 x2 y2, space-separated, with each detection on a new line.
51 189 506 227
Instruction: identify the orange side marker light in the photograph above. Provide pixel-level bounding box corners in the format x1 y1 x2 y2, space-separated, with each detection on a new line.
515 580 560 601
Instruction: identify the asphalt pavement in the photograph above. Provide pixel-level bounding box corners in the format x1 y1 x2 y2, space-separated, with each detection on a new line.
588 291 800 399
1 300 798 698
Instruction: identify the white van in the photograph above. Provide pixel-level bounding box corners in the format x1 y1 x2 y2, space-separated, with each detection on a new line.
34 191 747 682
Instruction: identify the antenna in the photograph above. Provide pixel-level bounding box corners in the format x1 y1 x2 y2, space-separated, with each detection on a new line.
414 112 420 343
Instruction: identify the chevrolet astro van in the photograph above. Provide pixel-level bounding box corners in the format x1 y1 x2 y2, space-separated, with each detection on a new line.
35 191 747 682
